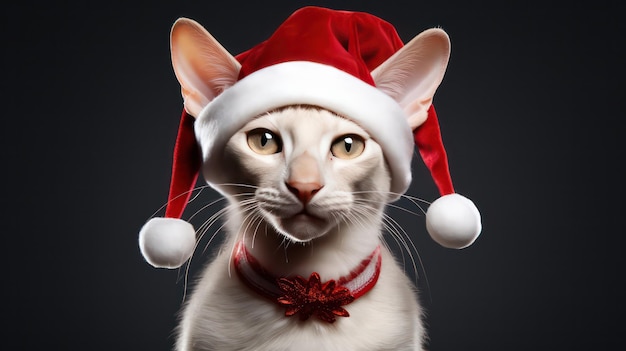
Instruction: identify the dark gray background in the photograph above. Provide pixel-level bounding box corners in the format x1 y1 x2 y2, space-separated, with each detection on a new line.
5 0 623 350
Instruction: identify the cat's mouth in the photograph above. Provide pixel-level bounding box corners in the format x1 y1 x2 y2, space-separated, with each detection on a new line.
286 209 327 229
273 210 332 242
293 210 324 221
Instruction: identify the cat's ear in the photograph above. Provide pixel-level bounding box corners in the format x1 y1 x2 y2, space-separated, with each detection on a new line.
170 18 241 117
371 28 450 130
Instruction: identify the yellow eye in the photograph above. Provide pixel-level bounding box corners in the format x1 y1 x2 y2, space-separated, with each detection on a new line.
331 134 365 159
247 128 282 155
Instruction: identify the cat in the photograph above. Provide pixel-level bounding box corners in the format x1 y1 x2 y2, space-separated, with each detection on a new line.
139 7 481 351
176 106 424 350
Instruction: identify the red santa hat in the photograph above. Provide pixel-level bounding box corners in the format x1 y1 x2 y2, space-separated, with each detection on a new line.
139 7 481 269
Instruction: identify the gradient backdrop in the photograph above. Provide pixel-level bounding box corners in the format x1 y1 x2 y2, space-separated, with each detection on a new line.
5 0 623 350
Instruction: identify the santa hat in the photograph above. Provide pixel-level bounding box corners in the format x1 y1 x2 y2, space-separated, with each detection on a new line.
139 7 481 269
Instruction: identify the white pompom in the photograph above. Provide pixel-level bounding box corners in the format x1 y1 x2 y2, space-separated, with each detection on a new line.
426 193 482 249
138 217 196 269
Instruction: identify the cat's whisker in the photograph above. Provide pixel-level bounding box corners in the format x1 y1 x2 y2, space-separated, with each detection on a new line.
329 210 342 234
344 205 377 231
187 186 206 204
380 212 432 302
381 213 419 280
241 208 263 249
283 239 290 264
252 219 271 250
350 200 408 268
399 193 432 205
356 197 424 217
346 204 413 278
352 189 431 204
186 200 238 255
211 183 262 193
350 190 430 215
212 182 261 189
398 194 430 216
344 203 385 246
266 234 291 263
226 202 262 277
184 199 260 295
188 192 256 222
184 204 228 261
231 201 261 238
199 211 231 255
195 199 246 241
187 196 228 222
380 220 408 269
352 199 425 288
181 205 231 301
189 198 258 274
250 214 265 249
147 184 214 219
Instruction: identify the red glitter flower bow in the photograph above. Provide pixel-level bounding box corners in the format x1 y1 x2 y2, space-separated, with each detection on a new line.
277 272 355 323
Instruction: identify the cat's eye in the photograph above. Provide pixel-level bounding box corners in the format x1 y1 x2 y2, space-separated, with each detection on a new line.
247 128 282 155
331 134 365 159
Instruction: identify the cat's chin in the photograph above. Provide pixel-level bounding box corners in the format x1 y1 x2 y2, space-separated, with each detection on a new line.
273 213 333 242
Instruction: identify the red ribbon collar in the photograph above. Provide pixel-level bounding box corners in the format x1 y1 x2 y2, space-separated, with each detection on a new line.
233 241 382 323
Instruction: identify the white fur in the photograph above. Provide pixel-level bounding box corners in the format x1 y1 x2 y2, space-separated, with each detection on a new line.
165 17 460 350
175 108 425 350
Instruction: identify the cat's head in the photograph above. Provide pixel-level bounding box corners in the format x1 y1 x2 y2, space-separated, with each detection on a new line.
138 7 481 269
218 106 391 242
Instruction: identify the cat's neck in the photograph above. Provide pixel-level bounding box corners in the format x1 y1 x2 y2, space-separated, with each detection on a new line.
232 214 382 281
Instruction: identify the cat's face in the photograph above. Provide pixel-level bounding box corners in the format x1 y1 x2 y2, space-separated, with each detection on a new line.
217 106 391 242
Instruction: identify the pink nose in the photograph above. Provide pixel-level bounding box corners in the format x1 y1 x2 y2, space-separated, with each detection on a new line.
286 181 323 204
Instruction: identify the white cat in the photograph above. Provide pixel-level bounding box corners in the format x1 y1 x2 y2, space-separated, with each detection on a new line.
177 106 424 350
139 7 481 351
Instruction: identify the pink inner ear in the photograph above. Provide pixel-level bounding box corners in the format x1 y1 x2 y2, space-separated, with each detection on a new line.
371 28 450 130
170 18 241 117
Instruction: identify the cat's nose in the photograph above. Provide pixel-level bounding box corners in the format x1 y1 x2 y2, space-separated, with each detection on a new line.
286 181 323 205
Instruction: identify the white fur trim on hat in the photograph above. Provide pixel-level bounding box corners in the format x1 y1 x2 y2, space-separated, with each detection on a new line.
426 193 481 249
194 61 414 199
139 217 196 268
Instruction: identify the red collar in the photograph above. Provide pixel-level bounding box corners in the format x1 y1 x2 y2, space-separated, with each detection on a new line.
234 241 382 323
